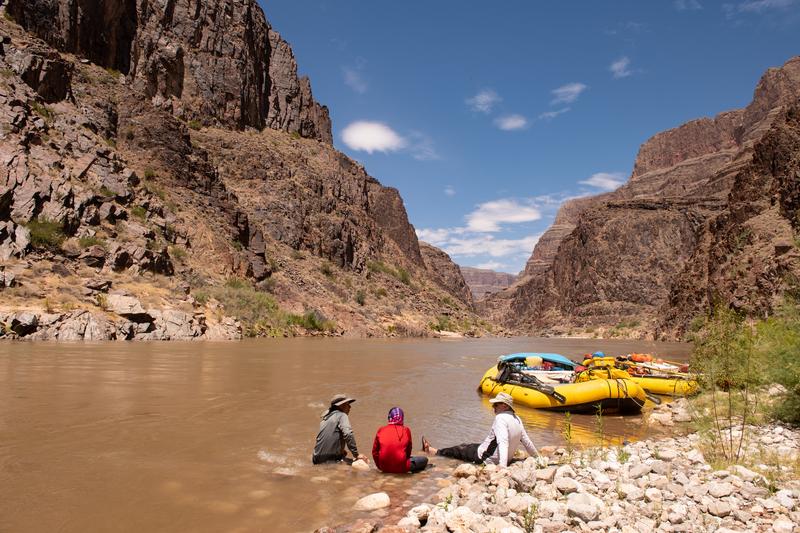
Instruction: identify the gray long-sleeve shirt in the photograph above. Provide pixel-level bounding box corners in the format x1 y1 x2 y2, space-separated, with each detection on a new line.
313 410 359 460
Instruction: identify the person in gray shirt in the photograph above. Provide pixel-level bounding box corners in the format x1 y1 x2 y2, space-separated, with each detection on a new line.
312 394 369 464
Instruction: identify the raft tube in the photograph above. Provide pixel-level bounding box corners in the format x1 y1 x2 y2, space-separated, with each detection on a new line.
629 376 698 397
478 366 648 414
579 357 699 397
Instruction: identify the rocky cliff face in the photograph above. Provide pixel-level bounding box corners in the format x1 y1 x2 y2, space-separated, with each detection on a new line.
658 106 800 337
0 1 480 340
6 0 332 141
491 56 800 337
459 266 517 300
419 243 474 308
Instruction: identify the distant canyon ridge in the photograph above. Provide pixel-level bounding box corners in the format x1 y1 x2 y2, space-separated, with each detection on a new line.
481 56 800 340
0 0 798 341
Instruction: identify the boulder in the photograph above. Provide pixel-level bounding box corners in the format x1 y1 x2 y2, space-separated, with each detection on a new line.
453 464 478 478
353 492 390 511
707 500 732 517
351 459 369 471
708 482 734 498
535 466 557 483
506 493 536 514
79 245 107 267
628 463 652 479
566 492 604 522
618 483 644 501
106 294 147 317
555 476 581 494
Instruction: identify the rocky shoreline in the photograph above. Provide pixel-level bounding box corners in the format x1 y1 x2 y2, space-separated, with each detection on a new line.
324 423 800 533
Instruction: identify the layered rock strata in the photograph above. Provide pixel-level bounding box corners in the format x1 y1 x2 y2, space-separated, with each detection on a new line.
459 266 517 300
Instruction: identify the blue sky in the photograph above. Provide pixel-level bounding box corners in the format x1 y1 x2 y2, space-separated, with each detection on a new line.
261 0 799 274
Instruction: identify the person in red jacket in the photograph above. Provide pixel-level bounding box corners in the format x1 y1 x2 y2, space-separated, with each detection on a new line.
372 407 428 473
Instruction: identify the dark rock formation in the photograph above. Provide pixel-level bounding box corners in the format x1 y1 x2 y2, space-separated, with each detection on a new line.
0 1 483 340
460 266 517 300
658 107 800 337
419 242 474 308
493 56 800 336
6 0 332 141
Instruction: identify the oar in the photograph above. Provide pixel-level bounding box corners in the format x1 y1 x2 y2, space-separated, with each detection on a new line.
644 392 662 405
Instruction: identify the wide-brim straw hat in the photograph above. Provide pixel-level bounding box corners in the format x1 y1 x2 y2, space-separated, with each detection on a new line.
489 392 514 409
330 394 356 407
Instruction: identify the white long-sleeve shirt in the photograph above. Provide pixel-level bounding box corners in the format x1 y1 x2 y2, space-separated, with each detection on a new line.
477 411 539 466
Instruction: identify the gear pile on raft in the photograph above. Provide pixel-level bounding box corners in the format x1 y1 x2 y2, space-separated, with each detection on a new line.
478 352 698 415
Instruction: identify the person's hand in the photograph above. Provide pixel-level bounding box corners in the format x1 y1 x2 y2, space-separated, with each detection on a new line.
356 454 369 463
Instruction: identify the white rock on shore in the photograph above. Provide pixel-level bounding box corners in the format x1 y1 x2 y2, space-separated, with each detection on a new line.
388 424 800 533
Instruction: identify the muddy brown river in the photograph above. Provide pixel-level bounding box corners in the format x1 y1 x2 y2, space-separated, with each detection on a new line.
0 337 690 532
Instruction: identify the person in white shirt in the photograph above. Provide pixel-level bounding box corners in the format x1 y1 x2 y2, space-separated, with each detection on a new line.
421 392 541 467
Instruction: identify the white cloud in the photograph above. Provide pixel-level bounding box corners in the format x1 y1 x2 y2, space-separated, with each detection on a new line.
408 131 440 161
674 0 703 10
495 114 528 131
732 0 795 12
538 107 571 120
341 121 407 154
466 89 501 113
466 199 542 232
444 186 456 197
343 67 367 94
580 172 626 191
551 83 588 105
474 261 508 271
444 234 541 258
610 57 632 79
416 228 454 245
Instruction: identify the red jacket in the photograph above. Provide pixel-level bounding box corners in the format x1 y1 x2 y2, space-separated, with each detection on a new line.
372 424 412 473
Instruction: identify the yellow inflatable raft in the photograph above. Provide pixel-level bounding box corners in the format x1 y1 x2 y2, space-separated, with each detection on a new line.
579 357 699 397
478 366 648 414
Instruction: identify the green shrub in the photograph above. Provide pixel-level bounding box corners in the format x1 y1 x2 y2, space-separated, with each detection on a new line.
187 120 201 130
690 307 762 462
290 131 301 140
130 205 147 220
143 168 156 180
288 311 335 332
30 101 54 121
195 280 290 336
396 266 411 285
143 180 166 200
320 262 334 278
26 218 66 250
374 287 388 298
355 289 366 306
169 245 187 262
754 299 800 424
367 260 411 285
430 315 453 332
78 236 106 249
